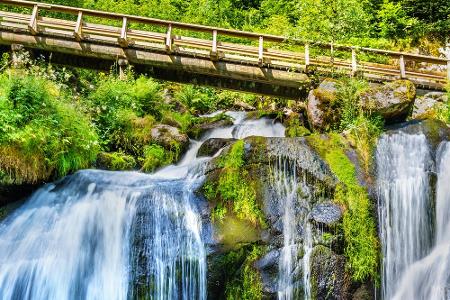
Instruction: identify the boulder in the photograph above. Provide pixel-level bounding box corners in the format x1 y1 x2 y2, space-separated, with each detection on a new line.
360 80 416 123
306 79 340 131
309 202 342 227
310 245 348 300
197 138 236 157
150 124 189 152
412 92 448 120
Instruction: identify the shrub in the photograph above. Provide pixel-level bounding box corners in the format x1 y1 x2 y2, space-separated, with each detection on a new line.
0 74 99 184
141 144 174 172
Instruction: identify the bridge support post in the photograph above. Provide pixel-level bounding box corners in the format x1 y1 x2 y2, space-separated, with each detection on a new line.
118 58 128 80
11 44 29 68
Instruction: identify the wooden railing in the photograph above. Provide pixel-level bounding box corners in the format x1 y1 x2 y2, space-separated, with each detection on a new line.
0 0 449 90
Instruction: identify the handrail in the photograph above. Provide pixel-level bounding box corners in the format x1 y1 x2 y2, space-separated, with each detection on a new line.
0 0 448 65
0 0 448 88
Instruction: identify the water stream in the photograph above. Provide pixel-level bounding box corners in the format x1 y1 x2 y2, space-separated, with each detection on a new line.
393 142 450 300
273 157 313 300
0 112 284 299
376 132 433 299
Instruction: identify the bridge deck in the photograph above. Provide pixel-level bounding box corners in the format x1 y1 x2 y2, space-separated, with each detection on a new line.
0 0 448 97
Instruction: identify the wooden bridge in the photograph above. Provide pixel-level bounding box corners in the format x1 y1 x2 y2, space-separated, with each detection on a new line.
0 0 449 98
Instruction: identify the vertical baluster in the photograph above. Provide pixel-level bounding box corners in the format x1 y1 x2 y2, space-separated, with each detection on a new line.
258 36 264 66
28 5 38 35
446 43 450 82
399 55 406 79
74 11 83 41
166 24 172 52
118 17 128 47
351 47 357 76
211 29 218 60
305 43 310 69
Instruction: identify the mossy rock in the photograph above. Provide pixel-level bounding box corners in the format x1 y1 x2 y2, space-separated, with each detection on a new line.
284 112 311 137
306 78 341 131
360 80 416 123
187 114 233 139
197 138 236 157
96 152 136 171
411 92 448 121
310 245 348 300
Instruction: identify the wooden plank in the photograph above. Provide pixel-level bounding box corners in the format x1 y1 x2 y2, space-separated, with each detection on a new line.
28 4 37 34
74 11 82 41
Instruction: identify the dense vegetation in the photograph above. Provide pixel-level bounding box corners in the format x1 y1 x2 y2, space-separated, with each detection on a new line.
31 0 450 52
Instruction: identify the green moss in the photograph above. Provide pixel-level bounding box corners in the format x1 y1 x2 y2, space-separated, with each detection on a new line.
96 151 136 170
224 244 265 300
306 134 379 282
141 144 175 172
207 140 265 227
284 115 311 137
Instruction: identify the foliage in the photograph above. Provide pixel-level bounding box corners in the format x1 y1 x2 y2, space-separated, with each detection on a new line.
307 134 379 282
175 85 219 114
141 144 175 172
377 0 417 39
337 77 384 173
223 244 265 300
96 151 136 170
0 73 99 184
205 140 265 226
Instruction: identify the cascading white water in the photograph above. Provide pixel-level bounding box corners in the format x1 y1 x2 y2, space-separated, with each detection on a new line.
376 132 433 299
0 172 138 300
393 141 450 300
273 157 312 300
0 111 285 300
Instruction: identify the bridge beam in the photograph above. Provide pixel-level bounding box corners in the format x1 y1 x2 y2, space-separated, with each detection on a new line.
0 31 311 98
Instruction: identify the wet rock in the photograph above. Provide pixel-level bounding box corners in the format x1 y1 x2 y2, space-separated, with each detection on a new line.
150 124 189 152
360 80 416 123
234 100 256 111
310 245 348 300
310 202 342 227
197 138 236 157
385 119 450 152
412 92 448 120
352 283 374 300
187 116 233 139
254 249 280 296
306 79 340 131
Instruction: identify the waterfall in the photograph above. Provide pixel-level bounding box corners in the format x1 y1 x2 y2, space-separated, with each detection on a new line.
393 141 450 300
274 157 312 300
376 132 433 299
0 111 285 299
